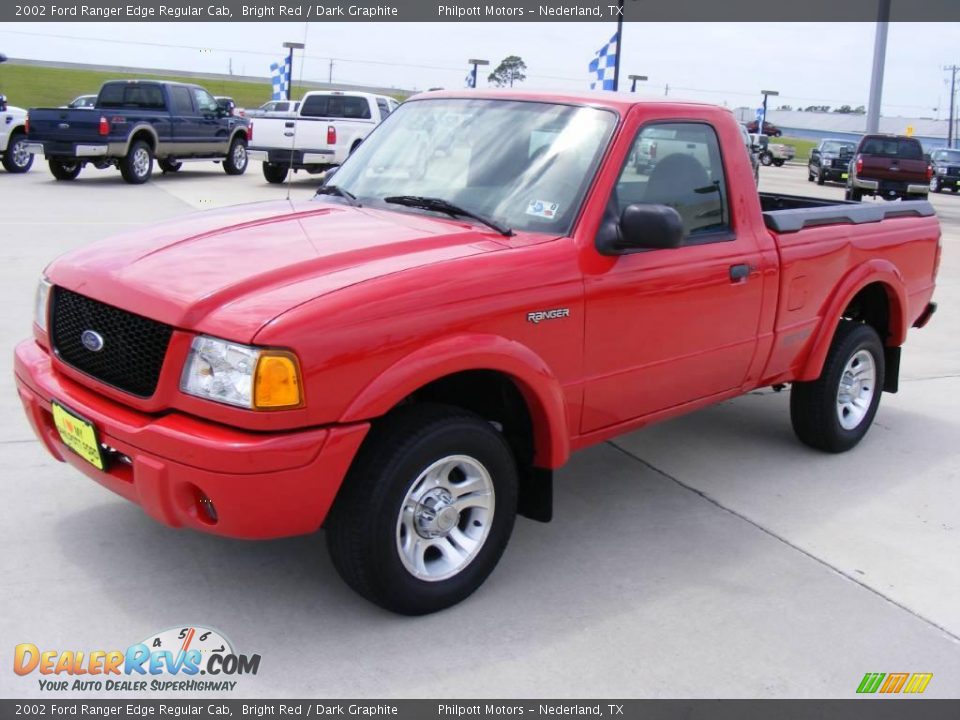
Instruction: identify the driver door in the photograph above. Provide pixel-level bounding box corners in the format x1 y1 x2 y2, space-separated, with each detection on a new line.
580 120 765 433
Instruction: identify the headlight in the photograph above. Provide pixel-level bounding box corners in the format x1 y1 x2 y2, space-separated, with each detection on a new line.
180 335 302 410
937 166 947 175
34 276 51 332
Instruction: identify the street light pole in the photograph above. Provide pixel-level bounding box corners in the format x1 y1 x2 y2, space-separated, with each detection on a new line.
946 64 959 149
628 74 648 93
468 58 489 89
282 41 305 101
760 89 779 132
865 0 890 134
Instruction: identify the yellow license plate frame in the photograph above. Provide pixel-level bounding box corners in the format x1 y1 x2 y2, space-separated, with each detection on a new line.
51 402 105 470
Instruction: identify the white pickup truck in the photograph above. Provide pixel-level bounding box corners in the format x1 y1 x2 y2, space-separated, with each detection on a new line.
247 90 399 183
0 95 32 173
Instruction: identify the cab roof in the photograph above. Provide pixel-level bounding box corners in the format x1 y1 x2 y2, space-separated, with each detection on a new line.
409 88 722 115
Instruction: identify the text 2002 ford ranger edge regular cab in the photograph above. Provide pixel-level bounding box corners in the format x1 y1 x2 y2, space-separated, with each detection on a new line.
15 92 940 615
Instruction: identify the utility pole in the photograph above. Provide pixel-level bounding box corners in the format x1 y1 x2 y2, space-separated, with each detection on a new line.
328 59 334 84
664 83 669 97
865 0 890 134
946 64 959 148
613 0 624 91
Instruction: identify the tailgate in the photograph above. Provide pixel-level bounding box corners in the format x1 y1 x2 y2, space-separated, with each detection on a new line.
26 108 102 143
250 116 298 150
861 156 928 182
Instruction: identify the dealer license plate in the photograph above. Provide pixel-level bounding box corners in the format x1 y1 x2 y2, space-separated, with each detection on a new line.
841 173 849 179
51 402 104 470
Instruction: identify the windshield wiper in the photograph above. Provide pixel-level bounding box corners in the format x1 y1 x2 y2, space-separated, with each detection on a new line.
315 185 360 207
383 195 513 237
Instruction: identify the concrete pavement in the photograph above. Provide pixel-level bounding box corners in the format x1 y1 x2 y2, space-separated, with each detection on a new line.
0 160 957 698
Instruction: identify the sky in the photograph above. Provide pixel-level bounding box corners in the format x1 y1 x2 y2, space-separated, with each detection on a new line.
0 21 957 118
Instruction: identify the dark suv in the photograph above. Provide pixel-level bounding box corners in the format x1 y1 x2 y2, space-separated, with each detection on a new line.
846 134 930 202
808 138 856 185
929 147 960 193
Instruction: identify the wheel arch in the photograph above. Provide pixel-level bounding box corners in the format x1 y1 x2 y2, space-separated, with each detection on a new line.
124 125 159 154
340 334 570 469
798 260 907 382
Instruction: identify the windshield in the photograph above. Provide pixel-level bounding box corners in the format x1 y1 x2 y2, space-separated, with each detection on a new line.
822 141 855 154
329 98 618 235
938 150 960 162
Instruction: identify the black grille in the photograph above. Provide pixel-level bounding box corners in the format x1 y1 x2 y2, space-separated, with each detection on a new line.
51 288 173 397
947 166 960 177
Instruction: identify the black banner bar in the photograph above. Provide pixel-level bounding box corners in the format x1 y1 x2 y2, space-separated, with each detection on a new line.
2 700 960 719
3 0 960 22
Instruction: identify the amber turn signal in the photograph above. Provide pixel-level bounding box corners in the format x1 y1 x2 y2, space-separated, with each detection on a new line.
254 352 302 409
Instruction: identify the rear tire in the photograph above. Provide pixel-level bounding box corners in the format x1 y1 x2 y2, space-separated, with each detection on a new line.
845 187 864 202
2 132 34 173
790 321 885 453
119 140 153 184
262 162 288 184
326 404 518 615
223 136 248 175
48 158 82 181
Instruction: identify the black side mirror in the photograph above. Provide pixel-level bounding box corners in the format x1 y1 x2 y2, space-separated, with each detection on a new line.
596 204 684 256
810 148 820 156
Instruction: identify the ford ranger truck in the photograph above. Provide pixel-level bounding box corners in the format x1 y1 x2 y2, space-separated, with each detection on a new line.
24 80 250 184
15 91 940 615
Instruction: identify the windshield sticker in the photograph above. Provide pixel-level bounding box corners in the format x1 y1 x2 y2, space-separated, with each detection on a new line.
526 200 559 219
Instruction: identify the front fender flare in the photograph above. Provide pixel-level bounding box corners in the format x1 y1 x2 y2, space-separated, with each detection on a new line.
798 259 907 381
340 334 570 468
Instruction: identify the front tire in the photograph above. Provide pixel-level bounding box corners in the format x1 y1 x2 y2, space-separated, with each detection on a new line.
930 176 941 193
760 152 773 167
262 162 288 184
816 169 825 185
2 132 34 173
48 158 82 181
326 404 518 615
790 321 885 453
223 136 248 175
120 140 153 184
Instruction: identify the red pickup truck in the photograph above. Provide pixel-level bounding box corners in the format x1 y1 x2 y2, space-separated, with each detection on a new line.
15 91 940 615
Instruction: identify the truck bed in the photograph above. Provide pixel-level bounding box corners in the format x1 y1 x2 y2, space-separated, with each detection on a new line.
760 192 935 233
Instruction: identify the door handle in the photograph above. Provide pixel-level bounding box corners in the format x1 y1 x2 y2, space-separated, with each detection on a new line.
729 263 752 282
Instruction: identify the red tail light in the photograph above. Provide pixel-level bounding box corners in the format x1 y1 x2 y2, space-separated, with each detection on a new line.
247 122 253 142
926 164 933 181
24 114 29 135
98 116 109 136
327 125 337 145
855 155 863 174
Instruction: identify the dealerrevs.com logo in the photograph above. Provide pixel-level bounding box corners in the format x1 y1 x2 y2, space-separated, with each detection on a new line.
13 626 261 693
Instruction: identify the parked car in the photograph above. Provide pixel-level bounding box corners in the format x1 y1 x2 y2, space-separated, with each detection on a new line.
746 119 782 137
245 100 301 118
928 147 960 193
0 94 32 173
248 90 399 183
752 134 795 166
24 80 251 184
16 92 940 615
66 94 97 109
846 134 931 201
808 138 857 185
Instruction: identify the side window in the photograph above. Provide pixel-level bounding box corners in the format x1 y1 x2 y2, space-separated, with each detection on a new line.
300 95 329 117
376 98 391 118
191 88 218 114
616 122 729 241
170 87 193 114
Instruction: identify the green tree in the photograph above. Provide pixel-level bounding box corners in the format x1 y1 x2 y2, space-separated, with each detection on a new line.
833 105 854 114
488 56 527 88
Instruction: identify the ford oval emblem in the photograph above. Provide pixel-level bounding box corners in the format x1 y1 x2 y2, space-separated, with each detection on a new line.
80 330 105 352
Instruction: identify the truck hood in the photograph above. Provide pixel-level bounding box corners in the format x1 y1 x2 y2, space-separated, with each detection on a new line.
47 199 511 342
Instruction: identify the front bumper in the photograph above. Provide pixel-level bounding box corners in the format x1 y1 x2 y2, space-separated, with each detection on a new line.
14 339 369 539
